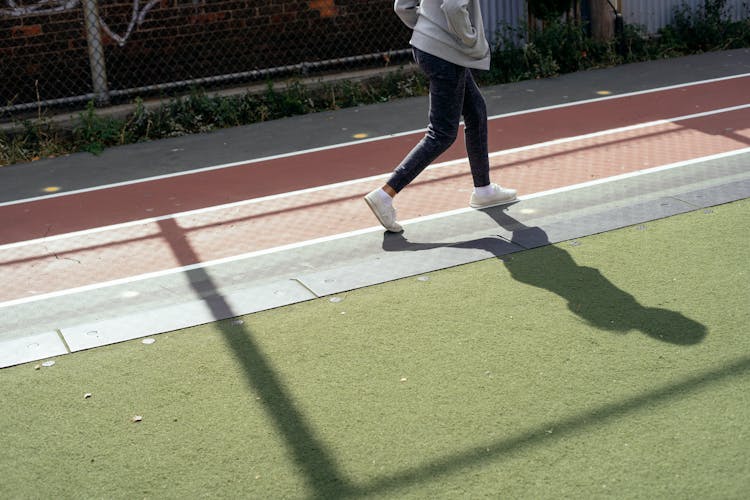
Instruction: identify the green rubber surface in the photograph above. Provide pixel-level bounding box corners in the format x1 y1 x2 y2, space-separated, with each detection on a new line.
2 199 748 499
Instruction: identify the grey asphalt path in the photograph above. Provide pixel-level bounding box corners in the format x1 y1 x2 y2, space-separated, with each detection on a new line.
1 48 749 203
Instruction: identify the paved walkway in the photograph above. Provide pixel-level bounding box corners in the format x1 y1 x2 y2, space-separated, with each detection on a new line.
1 49 749 367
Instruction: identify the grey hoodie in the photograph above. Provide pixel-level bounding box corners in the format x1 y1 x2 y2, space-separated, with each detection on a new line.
394 0 491 70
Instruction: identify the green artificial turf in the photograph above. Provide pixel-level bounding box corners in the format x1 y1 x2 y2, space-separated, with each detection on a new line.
1 199 749 499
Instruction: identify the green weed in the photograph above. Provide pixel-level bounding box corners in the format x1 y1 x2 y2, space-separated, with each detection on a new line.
660 0 750 53
73 101 127 155
0 118 67 165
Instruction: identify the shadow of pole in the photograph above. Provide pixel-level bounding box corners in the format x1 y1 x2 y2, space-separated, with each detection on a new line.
352 356 750 497
157 218 352 499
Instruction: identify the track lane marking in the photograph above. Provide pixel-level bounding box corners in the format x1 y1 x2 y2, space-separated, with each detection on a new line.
3 103 748 251
1 147 748 309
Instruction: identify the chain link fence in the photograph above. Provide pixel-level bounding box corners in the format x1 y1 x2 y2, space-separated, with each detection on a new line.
5 1 745 123
1 0 414 121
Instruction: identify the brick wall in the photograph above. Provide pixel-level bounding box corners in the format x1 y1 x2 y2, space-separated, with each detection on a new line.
1 0 409 107
1 4 90 105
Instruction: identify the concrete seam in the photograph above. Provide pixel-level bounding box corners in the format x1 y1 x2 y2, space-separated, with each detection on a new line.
55 329 72 354
669 194 704 210
292 278 322 299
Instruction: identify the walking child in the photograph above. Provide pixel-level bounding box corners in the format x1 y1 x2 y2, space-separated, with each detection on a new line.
365 0 518 232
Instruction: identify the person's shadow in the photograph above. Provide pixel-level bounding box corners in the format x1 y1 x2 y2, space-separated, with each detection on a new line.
382 208 707 345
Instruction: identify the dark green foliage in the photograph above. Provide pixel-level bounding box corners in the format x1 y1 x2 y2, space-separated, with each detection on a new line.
0 116 68 164
660 0 750 52
485 0 749 84
528 0 575 21
484 19 616 84
73 101 126 155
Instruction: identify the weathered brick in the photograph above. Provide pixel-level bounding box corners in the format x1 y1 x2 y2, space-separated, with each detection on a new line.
189 11 228 24
11 24 43 38
308 0 338 18
271 11 299 25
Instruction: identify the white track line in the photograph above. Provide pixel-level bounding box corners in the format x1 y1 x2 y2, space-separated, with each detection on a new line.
1 72 748 209
1 146 748 310
3 102 748 252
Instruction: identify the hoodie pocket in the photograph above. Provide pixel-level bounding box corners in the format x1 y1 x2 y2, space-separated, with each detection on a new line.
441 0 489 57
441 0 478 46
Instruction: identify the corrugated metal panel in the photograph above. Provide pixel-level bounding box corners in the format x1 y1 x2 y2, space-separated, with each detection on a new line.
480 0 527 43
479 1 748 40
622 0 749 34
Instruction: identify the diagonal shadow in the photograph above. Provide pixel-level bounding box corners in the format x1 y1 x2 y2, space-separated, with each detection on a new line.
351 356 750 497
157 218 353 499
677 108 750 147
382 208 707 345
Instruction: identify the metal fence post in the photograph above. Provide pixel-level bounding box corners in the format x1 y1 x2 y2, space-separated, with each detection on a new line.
82 0 110 105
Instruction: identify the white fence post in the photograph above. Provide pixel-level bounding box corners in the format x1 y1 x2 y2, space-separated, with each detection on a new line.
82 0 110 105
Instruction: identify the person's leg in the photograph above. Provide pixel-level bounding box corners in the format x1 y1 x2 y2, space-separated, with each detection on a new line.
386 49 467 193
461 68 518 208
461 68 491 188
364 49 467 231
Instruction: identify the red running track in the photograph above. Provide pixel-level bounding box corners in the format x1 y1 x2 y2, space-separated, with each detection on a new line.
1 75 748 245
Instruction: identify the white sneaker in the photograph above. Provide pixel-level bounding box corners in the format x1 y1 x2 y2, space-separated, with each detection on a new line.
470 183 518 209
364 190 403 232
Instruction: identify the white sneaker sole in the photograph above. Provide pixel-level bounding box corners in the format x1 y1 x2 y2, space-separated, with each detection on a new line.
364 195 403 232
470 195 518 209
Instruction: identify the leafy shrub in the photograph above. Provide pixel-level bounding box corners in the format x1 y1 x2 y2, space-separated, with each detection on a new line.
660 0 750 52
73 101 126 154
528 0 575 21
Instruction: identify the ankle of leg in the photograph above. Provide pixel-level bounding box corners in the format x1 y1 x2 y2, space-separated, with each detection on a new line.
473 184 494 197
